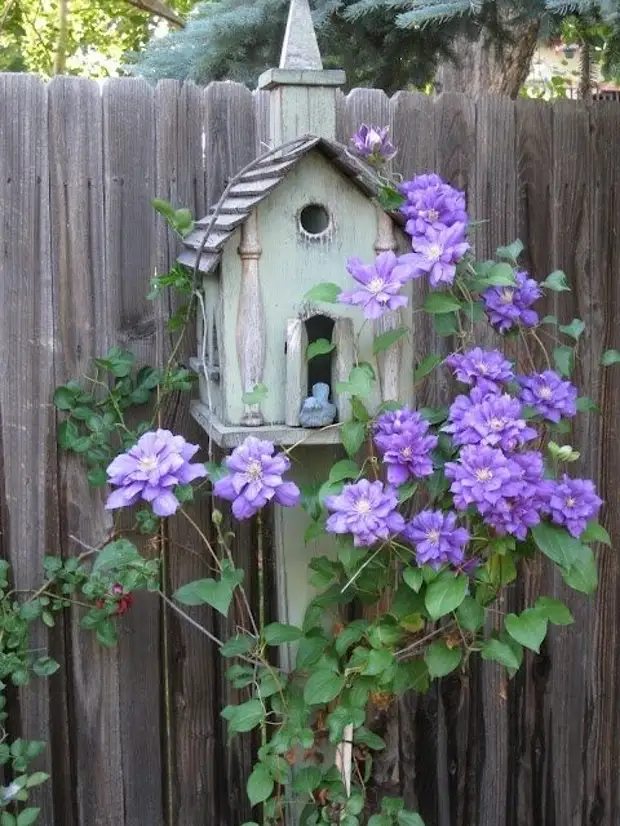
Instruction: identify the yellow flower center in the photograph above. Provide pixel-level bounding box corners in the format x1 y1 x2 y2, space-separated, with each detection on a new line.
538 386 553 400
499 289 514 304
246 460 263 481
400 446 413 459
426 529 441 545
489 417 506 431
475 467 493 482
368 277 385 295
424 208 440 222
138 456 158 472
566 496 576 508
356 498 372 515
427 243 442 261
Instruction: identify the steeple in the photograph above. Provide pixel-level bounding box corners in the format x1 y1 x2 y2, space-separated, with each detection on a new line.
257 0 345 144
279 0 323 70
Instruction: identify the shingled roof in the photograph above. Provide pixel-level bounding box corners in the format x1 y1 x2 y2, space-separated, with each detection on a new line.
177 135 406 275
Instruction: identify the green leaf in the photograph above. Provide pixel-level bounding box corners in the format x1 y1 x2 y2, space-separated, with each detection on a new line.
535 597 574 626
16 810 41 826
222 699 264 734
433 312 458 336
581 520 611 546
96 620 118 648
307 338 335 361
423 293 462 314
379 183 406 211
576 396 599 413
247 764 274 806
561 546 598 595
11 670 29 687
32 657 60 677
327 705 365 743
542 315 558 326
484 262 517 286
263 622 302 645
360 649 394 676
87 467 108 488
373 327 408 355
456 596 485 632
151 197 175 219
355 726 386 751
336 366 374 398
505 609 548 653
304 669 345 705
1 814 16 826
481 638 522 671
495 239 524 263
53 386 78 411
20 601 42 621
414 354 442 382
220 634 255 658
351 397 371 422
328 460 360 484
25 772 49 788
397 812 426 826
57 420 78 450
531 523 588 569
559 318 585 341
424 573 468 620
304 282 342 303
296 634 329 670
292 765 323 796
241 383 268 405
173 578 234 617
103 346 135 378
541 270 570 292
341 421 366 458
553 345 573 377
601 349 620 366
93 539 141 574
397 482 418 503
424 641 461 678
335 621 368 656
392 660 429 695
403 567 424 593
369 816 392 826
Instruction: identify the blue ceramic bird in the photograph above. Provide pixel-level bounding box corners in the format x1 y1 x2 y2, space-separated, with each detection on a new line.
299 383 337 428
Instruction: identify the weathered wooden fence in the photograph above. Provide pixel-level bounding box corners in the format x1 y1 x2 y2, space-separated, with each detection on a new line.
0 73 619 826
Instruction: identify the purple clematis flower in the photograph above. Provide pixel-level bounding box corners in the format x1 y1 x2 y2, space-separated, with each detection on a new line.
404 510 470 568
374 407 437 485
338 251 413 319
400 174 468 236
213 436 300 520
445 445 523 513
484 497 544 541
325 479 405 547
400 223 470 288
546 474 603 537
446 348 514 394
483 270 542 333
350 124 397 165
443 392 538 452
105 429 207 517
519 370 578 423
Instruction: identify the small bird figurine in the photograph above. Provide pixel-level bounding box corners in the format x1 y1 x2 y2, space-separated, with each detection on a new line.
299 382 337 428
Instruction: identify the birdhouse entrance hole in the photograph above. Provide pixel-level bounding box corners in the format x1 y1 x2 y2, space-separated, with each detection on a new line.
299 203 330 237
305 314 334 396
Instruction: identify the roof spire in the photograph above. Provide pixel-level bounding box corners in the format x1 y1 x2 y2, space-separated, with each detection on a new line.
279 0 323 71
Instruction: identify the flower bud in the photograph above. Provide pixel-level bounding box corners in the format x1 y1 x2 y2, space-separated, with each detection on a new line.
211 509 223 526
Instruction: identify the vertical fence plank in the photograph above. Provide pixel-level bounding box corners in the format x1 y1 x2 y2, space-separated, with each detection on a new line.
102 77 164 826
49 75 125 826
342 88 390 140
0 72 59 824
549 100 593 826
586 101 620 826
155 78 223 826
514 98 555 826
433 91 477 826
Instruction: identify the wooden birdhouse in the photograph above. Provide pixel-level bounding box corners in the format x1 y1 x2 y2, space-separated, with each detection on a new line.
180 0 412 451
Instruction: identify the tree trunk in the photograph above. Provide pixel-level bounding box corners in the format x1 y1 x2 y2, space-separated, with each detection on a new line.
435 19 541 99
53 0 69 75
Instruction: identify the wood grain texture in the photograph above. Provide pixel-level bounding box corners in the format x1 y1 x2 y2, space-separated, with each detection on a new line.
0 72 59 824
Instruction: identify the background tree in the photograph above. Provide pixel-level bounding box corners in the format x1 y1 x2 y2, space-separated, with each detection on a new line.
0 0 191 76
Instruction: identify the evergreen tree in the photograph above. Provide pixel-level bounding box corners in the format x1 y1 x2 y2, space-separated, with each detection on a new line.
131 0 620 96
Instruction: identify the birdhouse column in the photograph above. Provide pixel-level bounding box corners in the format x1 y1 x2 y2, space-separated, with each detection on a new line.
257 0 345 145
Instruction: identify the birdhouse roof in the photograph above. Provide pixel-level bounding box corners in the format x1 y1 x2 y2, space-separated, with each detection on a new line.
177 135 406 274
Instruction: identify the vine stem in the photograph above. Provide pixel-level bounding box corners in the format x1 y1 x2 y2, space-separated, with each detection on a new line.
158 589 225 647
257 511 267 826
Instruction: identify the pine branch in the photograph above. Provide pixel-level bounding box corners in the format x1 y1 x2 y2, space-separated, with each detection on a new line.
123 0 186 27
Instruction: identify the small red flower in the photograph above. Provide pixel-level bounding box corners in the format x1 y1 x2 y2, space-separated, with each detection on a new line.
96 584 134 617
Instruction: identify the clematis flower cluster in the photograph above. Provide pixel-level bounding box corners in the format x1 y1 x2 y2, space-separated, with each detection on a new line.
373 407 437 485
350 124 397 166
519 370 577 423
404 510 470 568
105 429 208 517
446 348 514 394
213 436 300 520
338 251 414 319
482 270 542 333
325 479 405 547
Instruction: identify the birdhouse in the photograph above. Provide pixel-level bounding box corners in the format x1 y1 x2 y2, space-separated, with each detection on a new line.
182 138 414 447
180 0 413 450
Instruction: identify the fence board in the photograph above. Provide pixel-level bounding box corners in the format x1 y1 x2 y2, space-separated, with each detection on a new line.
103 78 164 826
1 74 620 826
0 72 58 824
